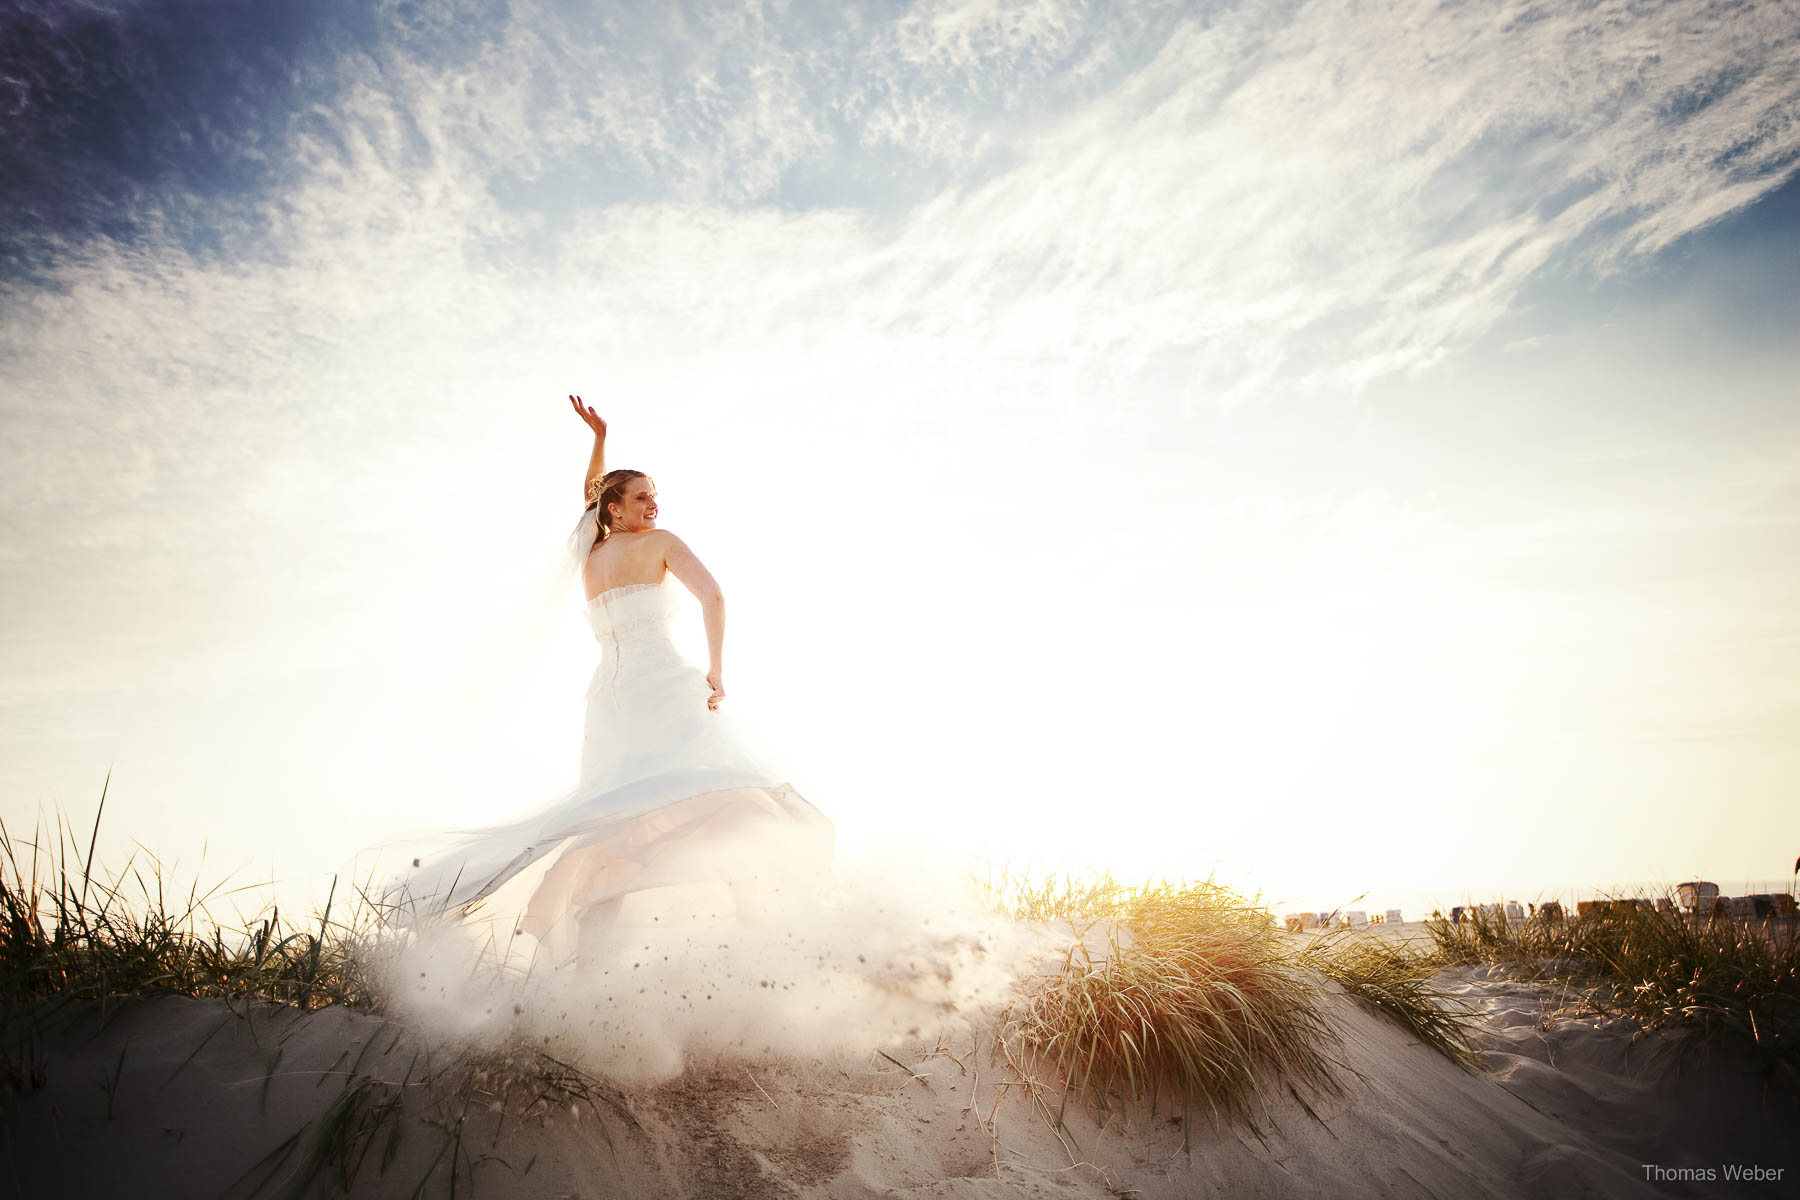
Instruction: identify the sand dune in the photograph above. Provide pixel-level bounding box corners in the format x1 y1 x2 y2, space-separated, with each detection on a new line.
5 957 1793 1199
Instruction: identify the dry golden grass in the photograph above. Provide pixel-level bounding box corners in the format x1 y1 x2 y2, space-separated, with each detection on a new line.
976 868 1480 1140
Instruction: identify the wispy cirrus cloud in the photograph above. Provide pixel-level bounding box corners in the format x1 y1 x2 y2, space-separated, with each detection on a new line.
5 0 1796 542
8 1 1796 371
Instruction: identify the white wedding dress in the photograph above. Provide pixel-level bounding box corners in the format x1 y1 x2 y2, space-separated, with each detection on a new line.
380 545 836 966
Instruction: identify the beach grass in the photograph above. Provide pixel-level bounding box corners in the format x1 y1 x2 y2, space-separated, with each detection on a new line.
0 775 386 1015
1299 927 1485 1070
976 869 1480 1142
1424 895 1800 1074
0 785 642 1198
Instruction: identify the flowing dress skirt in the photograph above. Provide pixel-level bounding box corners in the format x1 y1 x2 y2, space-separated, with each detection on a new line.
381 577 835 964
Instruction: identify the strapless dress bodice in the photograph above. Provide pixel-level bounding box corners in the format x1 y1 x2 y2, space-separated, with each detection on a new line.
585 576 686 690
584 575 680 639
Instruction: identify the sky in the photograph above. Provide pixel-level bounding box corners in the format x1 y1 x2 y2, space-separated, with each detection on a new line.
2 0 1798 923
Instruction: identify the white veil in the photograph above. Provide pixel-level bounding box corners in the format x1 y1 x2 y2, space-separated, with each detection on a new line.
417 501 599 761
355 503 600 928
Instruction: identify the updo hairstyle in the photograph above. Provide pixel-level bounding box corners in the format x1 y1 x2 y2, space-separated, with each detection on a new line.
586 469 648 549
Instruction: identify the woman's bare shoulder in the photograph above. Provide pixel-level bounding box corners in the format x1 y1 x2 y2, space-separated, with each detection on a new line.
650 529 707 569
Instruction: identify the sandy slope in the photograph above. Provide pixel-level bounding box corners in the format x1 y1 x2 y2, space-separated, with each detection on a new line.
3 965 1794 1199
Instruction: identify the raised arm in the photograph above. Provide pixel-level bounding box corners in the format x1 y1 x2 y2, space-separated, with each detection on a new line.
569 395 607 504
656 530 728 709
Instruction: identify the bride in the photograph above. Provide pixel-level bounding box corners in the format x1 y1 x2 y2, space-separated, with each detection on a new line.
379 397 836 968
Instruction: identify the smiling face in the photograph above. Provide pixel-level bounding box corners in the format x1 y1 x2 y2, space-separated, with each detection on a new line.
606 475 658 532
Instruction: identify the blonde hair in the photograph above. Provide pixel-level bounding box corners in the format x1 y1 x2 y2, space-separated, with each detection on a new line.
585 469 648 549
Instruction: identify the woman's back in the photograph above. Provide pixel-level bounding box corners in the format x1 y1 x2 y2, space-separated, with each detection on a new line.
583 525 668 600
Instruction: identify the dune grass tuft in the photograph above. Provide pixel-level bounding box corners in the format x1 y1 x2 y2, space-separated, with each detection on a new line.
978 869 1478 1139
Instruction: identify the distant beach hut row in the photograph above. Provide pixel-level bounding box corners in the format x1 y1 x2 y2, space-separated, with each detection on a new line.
1283 908 1406 932
1690 893 1794 919
1281 883 1797 933
1612 882 1795 919
1446 901 1544 924
1435 882 1796 925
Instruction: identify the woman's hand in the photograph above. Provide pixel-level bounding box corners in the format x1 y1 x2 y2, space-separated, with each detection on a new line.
706 670 726 711
569 395 607 441
573 395 607 504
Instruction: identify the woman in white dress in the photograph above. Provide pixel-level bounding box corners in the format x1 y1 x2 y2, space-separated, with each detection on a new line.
381 397 836 968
